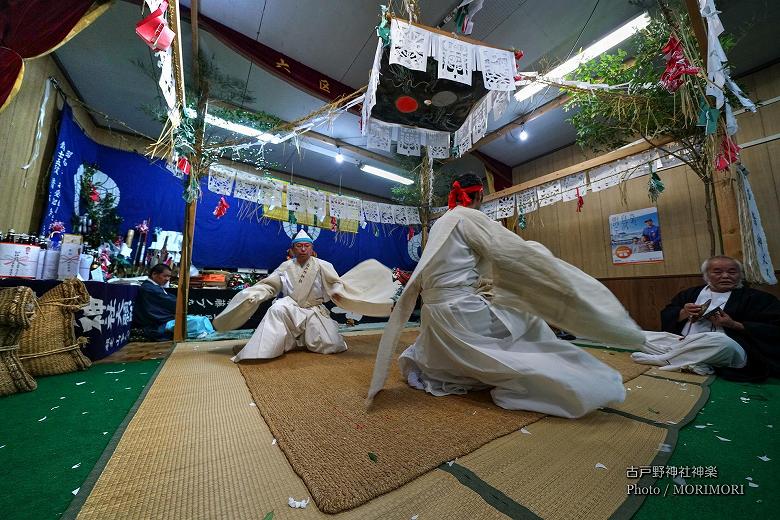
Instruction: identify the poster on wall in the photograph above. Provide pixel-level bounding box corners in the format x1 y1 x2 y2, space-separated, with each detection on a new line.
609 207 663 265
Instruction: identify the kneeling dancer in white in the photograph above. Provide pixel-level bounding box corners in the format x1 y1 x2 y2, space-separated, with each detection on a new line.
367 174 645 419
214 230 396 361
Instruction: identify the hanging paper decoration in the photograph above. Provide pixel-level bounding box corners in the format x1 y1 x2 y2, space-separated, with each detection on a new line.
397 126 421 156
177 156 191 176
715 135 740 171
659 34 700 93
588 163 621 192
393 205 410 225
425 131 450 159
307 189 327 222
561 173 587 202
536 180 562 207
136 1 175 52
495 194 516 219
233 172 261 201
378 203 395 224
734 165 776 284
648 171 665 203
213 197 230 219
286 184 308 213
362 17 518 159
480 198 498 220
207 164 235 196
363 201 381 223
406 206 422 225
517 189 537 214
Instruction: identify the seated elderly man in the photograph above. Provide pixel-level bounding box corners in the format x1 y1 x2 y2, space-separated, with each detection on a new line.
133 263 214 340
633 255 780 381
213 230 397 362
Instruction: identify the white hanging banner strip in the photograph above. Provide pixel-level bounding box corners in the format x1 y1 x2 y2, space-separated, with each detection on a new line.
378 203 395 224
367 120 393 151
393 204 410 225
454 117 472 157
207 164 236 196
397 126 422 156
233 172 261 202
736 165 776 284
363 201 381 222
286 184 308 213
406 206 421 224
480 198 498 220
495 194 516 219
157 47 176 110
588 163 621 192
389 19 431 72
425 131 451 159
477 46 517 91
471 95 489 143
561 172 587 202
517 189 538 214
307 189 327 221
536 180 562 207
435 33 473 85
492 90 510 120
342 196 361 221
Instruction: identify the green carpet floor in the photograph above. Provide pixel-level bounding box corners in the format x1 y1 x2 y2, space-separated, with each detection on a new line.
0 354 775 519
0 359 161 520
634 377 778 519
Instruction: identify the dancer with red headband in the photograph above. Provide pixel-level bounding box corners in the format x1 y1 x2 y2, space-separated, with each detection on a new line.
367 173 644 418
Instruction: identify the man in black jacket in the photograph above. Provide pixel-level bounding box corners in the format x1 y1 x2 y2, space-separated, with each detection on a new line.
632 255 779 381
133 264 177 340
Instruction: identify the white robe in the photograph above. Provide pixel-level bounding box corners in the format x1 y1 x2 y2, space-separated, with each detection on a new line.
213 258 397 362
368 206 645 419
632 285 747 375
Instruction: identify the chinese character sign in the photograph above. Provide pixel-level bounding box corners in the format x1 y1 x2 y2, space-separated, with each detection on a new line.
609 207 664 265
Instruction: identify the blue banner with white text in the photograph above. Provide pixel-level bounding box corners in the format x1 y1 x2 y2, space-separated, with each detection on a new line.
42 105 419 274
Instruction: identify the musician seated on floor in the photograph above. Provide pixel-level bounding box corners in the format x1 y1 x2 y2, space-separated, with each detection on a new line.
632 255 780 381
132 264 214 341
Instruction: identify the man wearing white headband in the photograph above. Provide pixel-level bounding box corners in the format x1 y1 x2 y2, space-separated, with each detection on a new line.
214 229 397 361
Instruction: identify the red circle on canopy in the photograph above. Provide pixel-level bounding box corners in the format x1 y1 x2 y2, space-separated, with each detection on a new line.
395 96 419 113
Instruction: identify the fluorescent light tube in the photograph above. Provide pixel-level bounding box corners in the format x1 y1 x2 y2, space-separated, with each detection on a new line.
360 164 414 185
514 12 650 103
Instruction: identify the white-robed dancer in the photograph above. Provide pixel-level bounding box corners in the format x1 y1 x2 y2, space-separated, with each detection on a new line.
214 230 397 361
367 174 645 419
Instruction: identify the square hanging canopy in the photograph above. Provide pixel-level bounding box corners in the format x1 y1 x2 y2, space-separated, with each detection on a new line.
362 18 519 159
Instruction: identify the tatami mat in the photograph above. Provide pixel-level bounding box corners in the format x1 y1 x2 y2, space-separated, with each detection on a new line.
456 412 669 520
72 333 710 520
74 339 511 520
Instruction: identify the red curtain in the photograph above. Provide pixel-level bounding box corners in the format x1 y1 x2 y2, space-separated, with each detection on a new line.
0 0 107 111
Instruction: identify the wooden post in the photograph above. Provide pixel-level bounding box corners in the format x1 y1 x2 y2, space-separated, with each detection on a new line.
173 202 196 341
684 0 743 260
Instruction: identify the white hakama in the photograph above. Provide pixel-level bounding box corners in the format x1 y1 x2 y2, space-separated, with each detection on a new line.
397 221 627 419
631 331 746 375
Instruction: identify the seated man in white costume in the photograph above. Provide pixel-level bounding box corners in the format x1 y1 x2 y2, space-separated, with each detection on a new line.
633 256 780 380
213 230 397 362
366 174 645 419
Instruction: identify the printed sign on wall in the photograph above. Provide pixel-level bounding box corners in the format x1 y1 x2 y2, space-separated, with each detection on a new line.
609 207 664 265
